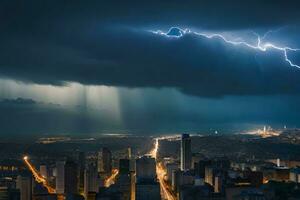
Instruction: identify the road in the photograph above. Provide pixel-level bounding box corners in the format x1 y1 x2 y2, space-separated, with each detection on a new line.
23 156 56 194
149 138 177 200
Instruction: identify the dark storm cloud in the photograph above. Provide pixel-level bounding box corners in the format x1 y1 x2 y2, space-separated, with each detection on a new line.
0 0 300 97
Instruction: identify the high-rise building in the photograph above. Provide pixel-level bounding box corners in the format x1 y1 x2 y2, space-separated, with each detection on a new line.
166 163 179 182
127 147 135 172
84 163 99 199
55 161 65 194
115 174 131 200
100 148 112 174
171 170 194 193
0 187 10 200
195 160 212 178
135 156 160 200
64 160 79 194
135 182 161 200
119 159 130 175
290 167 300 183
16 175 32 200
180 134 192 171
0 187 20 200
40 164 47 179
127 147 132 159
135 156 156 182
78 152 86 194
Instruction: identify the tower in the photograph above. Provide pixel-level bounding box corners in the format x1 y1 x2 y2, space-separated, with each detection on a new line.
55 161 65 194
180 134 192 171
84 163 99 199
100 147 112 174
64 160 78 194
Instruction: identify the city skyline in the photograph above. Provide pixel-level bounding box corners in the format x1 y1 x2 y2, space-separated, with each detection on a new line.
2 1 300 199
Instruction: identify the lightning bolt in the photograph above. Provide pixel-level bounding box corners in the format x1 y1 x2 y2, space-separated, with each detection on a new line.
150 27 300 69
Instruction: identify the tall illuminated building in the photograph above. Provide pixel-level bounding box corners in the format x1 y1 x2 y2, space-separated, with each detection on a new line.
180 134 192 171
100 147 112 174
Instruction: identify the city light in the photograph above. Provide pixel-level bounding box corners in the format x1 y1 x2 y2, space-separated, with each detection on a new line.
149 138 177 200
104 169 119 187
23 156 55 194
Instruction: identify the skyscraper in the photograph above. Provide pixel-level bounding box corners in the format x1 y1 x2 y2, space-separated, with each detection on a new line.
64 160 79 194
180 134 192 171
135 156 156 182
39 164 47 179
16 175 32 200
84 163 99 199
55 161 65 194
135 182 161 200
135 156 160 200
78 152 86 194
0 187 20 200
127 147 132 159
119 159 130 175
100 147 112 175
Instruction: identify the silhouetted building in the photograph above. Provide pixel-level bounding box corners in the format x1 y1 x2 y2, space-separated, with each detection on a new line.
171 170 194 193
226 187 266 200
100 148 112 174
65 160 79 194
195 160 212 178
166 163 178 182
56 161 65 194
65 193 84 200
136 156 156 182
0 187 20 200
115 174 131 200
84 163 99 199
244 171 263 187
16 174 32 200
290 167 300 183
205 166 226 193
78 152 86 193
135 156 159 200
33 194 58 200
96 186 122 200
135 182 160 200
39 165 48 179
179 185 214 200
119 159 130 175
180 134 192 171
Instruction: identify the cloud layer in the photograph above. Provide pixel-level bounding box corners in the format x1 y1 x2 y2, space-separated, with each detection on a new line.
0 1 300 97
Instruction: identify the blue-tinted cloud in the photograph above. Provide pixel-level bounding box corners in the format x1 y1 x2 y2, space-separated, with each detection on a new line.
0 0 300 97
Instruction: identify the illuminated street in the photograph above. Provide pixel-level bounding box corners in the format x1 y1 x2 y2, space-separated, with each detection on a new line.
104 169 119 187
23 156 55 194
149 138 177 200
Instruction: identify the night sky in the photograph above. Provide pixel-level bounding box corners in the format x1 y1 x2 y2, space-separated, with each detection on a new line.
1 0 300 136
